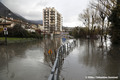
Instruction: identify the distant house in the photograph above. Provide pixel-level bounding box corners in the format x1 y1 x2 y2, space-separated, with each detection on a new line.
25 24 37 33
25 29 35 33
31 24 37 29
0 17 24 28
0 17 11 29
38 24 44 31
0 16 41 33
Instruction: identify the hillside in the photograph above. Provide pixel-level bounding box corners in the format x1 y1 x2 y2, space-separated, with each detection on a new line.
0 2 43 24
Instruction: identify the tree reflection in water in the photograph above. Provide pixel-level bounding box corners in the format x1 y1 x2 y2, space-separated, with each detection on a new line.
0 38 63 80
43 37 62 67
43 37 76 69
79 39 120 77
61 38 120 80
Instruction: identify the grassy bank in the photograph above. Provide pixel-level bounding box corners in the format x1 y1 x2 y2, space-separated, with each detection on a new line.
0 37 37 44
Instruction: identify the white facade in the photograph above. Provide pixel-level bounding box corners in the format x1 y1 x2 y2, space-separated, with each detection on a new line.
38 24 44 31
43 7 62 34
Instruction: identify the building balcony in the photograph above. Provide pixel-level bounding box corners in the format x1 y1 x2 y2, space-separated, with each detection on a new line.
50 15 55 16
44 21 49 22
44 16 49 17
44 26 49 28
50 18 55 20
50 22 55 24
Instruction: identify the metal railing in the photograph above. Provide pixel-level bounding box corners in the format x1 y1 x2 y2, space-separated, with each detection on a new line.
48 39 76 80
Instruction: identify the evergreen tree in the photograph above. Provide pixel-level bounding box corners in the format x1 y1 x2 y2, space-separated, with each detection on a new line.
109 0 120 44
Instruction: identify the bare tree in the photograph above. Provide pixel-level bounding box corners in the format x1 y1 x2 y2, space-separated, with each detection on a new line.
78 0 117 40
79 8 90 37
79 6 101 38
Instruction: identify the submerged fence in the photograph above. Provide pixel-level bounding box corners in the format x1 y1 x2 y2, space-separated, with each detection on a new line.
48 39 76 80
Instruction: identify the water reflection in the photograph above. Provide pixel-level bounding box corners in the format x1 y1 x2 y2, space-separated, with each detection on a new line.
61 39 120 80
43 37 62 67
0 38 62 80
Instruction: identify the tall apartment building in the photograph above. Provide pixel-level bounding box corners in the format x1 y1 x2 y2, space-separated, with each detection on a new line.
43 7 62 34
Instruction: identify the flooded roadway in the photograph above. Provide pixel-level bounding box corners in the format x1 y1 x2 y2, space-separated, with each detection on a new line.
0 38 61 80
61 39 120 80
0 38 120 80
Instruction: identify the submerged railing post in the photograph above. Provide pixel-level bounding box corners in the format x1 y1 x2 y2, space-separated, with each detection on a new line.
48 40 76 80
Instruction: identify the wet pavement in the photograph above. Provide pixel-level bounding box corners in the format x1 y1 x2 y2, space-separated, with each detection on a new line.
61 39 120 80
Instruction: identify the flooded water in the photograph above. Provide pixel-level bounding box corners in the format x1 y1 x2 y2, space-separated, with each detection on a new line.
61 39 120 80
0 38 120 80
0 38 61 80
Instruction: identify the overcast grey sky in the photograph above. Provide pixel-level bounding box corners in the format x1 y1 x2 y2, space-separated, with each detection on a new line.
0 0 90 27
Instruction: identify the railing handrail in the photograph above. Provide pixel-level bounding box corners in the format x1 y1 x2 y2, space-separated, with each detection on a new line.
48 39 76 80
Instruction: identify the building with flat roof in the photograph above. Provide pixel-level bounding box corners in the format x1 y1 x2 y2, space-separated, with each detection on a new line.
43 7 62 34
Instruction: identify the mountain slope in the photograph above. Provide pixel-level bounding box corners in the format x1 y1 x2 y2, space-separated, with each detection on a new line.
28 20 43 24
0 2 43 24
0 2 26 21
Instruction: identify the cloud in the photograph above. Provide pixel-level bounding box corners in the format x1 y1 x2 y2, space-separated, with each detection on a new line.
0 0 3 2
23 11 42 20
1 0 48 20
1 0 90 27
63 15 81 27
47 0 90 27
36 0 48 7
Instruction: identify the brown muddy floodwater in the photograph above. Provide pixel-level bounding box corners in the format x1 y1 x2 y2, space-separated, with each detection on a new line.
0 38 120 80
0 38 61 80
61 39 120 80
